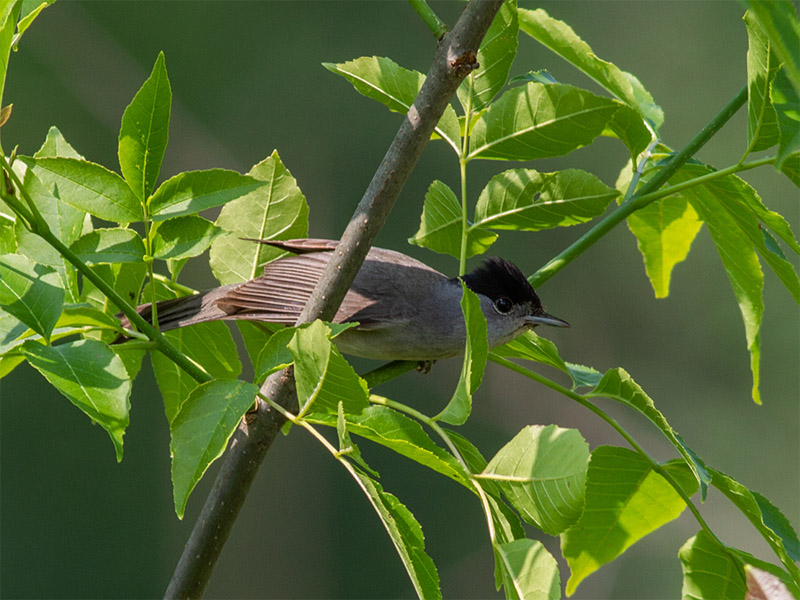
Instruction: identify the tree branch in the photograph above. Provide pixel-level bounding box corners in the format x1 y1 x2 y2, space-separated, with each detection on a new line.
164 1 503 597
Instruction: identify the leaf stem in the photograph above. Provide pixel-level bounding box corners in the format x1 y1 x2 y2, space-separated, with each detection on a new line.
489 355 724 546
408 0 449 39
530 85 748 288
0 154 212 385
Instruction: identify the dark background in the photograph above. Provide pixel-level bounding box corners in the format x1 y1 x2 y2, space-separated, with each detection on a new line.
1 2 798 598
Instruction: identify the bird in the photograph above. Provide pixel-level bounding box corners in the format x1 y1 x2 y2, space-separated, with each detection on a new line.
119 238 569 361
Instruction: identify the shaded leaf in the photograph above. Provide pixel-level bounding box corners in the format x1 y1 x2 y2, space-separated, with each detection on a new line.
710 468 800 581
679 530 747 600
70 228 145 264
771 68 800 168
435 282 486 425
22 338 130 461
170 379 257 518
745 12 782 153
353 472 441 599
496 539 560 600
744 0 800 92
0 253 63 341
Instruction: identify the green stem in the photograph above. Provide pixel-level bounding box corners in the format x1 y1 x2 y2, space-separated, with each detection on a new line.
489 354 724 547
408 0 449 39
530 85 748 288
458 76 475 276
362 360 419 389
0 155 212 385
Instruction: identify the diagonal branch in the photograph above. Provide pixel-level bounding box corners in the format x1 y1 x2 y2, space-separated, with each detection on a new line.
164 1 504 597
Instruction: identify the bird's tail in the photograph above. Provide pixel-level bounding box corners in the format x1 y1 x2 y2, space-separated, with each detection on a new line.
116 286 235 338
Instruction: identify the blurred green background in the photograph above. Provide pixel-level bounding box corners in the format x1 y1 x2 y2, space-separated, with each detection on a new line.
1 1 798 598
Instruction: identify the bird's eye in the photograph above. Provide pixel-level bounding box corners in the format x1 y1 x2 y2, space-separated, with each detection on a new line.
494 296 513 314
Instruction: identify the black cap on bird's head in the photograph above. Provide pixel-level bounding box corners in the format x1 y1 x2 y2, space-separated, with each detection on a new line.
460 257 570 328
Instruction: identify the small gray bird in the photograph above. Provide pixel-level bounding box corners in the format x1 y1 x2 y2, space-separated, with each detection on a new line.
122 238 569 360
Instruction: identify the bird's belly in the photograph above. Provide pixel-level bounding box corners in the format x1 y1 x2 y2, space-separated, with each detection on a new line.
333 327 465 361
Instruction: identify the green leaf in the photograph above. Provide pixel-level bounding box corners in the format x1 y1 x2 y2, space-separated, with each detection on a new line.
745 12 782 153
473 168 618 231
457 0 518 112
744 0 800 93
0 253 63 341
151 215 223 260
152 320 242 424
209 151 309 285
34 126 84 159
16 1 55 39
495 539 560 600
148 169 265 221
562 447 698 595
679 530 747 600
518 7 663 128
69 228 145 264
253 321 356 384
288 320 369 417
352 472 441 600
408 180 497 258
624 193 703 298
12 160 86 269
468 83 619 161
481 424 588 535
780 151 800 186
118 51 172 200
0 306 27 353
0 1 21 110
587 367 711 498
603 103 654 160
80 263 146 324
55 304 125 333
710 469 800 581
491 330 601 389
19 157 143 223
170 379 257 519
306 402 470 487
435 282 487 425
22 338 130 461
335 401 378 477
772 67 800 168
324 56 461 153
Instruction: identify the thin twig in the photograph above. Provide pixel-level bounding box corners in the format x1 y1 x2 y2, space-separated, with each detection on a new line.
164 2 503 597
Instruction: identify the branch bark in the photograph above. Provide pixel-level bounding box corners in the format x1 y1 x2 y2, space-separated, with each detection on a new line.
164 1 503 597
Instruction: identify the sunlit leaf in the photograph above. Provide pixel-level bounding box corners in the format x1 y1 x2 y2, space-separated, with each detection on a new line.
118 51 172 200
0 253 63 341
562 447 697 595
152 215 224 260
496 538 560 600
481 424 588 535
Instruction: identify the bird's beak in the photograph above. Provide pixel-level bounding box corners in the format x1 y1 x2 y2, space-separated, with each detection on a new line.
524 312 571 328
